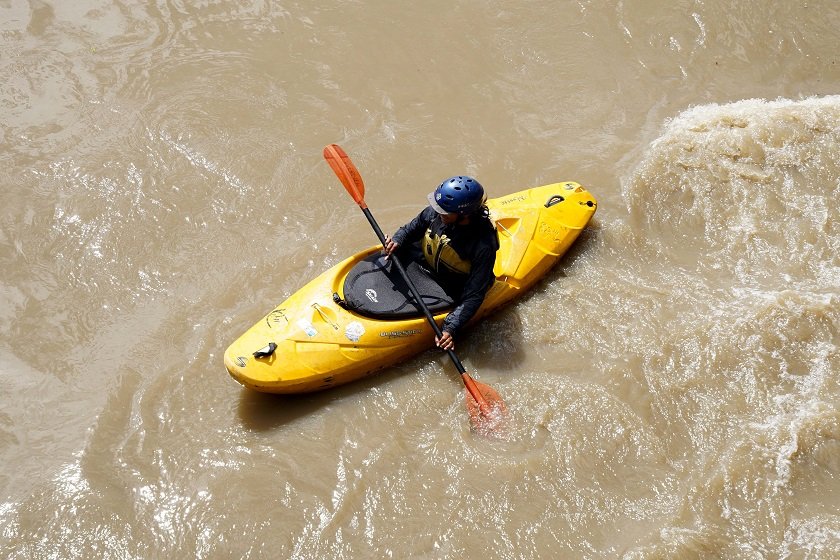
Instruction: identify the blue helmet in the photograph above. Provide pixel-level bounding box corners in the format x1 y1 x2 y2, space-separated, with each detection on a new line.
427 176 486 215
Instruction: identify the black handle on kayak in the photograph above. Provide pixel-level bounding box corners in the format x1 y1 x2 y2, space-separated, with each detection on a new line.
544 194 564 207
360 207 467 375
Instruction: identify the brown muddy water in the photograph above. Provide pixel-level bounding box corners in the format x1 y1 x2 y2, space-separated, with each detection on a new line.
1 1 839 558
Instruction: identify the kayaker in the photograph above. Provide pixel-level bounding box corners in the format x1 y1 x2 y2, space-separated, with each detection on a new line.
383 176 499 351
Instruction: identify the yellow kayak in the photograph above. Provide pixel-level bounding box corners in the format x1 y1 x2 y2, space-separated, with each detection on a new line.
224 182 597 393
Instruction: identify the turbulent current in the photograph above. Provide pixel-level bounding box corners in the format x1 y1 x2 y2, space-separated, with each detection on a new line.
1 1 839 559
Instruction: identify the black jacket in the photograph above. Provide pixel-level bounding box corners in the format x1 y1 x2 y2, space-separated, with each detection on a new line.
391 206 498 334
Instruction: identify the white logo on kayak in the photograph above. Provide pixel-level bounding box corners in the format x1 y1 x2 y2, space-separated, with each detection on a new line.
345 321 365 342
365 289 378 303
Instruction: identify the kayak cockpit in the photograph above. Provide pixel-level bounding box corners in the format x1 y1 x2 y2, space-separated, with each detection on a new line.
337 253 454 319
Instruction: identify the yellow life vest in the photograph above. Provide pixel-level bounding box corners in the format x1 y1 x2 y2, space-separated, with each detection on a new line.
422 228 471 275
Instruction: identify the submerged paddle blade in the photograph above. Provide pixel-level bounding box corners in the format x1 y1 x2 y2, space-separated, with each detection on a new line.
323 144 366 206
463 375 508 436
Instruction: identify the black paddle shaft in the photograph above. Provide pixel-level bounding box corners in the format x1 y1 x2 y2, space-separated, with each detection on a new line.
360 207 467 375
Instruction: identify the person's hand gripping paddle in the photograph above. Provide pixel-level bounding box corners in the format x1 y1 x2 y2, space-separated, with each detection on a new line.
323 144 507 435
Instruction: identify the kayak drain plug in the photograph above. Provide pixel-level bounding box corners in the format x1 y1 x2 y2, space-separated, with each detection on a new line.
253 342 277 358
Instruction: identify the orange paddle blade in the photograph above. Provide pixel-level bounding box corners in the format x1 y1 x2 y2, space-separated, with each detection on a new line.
323 144 366 206
463 375 508 436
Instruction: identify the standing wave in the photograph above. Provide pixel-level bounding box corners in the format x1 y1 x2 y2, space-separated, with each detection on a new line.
617 97 840 558
624 96 840 292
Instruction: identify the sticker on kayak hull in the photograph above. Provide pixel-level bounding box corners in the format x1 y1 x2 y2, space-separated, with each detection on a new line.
297 318 318 337
345 321 365 342
380 329 422 339
266 308 290 328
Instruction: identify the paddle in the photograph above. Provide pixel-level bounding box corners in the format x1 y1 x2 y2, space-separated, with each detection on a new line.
323 143 507 434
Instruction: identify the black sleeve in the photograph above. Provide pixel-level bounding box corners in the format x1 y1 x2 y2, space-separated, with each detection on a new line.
441 244 496 335
391 206 435 247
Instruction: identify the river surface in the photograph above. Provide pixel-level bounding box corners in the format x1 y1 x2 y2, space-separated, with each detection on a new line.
1 1 839 558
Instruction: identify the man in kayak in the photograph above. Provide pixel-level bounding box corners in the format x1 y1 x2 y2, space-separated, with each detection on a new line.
383 176 499 351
